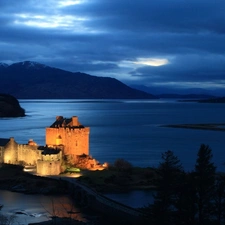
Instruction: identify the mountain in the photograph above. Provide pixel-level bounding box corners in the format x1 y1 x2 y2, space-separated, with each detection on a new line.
0 61 156 99
156 93 215 99
130 84 216 99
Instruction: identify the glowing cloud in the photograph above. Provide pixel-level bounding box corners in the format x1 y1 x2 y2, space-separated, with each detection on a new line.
58 0 83 7
118 57 169 70
134 58 169 67
14 13 87 30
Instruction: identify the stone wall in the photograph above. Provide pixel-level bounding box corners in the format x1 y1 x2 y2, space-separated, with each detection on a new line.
4 137 18 164
41 151 62 162
36 160 61 176
46 127 90 156
17 145 41 165
0 147 4 163
1 116 91 175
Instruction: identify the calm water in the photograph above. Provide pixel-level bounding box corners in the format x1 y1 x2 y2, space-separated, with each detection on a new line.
1 99 225 210
0 190 85 225
1 99 225 171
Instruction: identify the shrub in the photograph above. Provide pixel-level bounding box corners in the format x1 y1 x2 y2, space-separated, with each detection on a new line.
114 158 133 173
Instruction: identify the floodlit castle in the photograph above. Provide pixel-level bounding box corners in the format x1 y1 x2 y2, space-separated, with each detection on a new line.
46 116 90 156
0 116 98 175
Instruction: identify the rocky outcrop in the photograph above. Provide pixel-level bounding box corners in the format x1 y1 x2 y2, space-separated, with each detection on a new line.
0 94 25 117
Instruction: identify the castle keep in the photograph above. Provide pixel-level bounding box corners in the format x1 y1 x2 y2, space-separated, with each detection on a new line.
0 116 91 175
46 116 90 156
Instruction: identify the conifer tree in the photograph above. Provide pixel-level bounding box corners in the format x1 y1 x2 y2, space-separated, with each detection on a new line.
175 171 197 225
194 144 216 225
214 174 225 225
151 150 184 225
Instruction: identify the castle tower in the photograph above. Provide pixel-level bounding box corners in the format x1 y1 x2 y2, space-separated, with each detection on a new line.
45 116 90 157
4 137 18 164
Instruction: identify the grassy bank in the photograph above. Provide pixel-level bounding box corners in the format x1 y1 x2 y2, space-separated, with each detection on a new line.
76 166 157 193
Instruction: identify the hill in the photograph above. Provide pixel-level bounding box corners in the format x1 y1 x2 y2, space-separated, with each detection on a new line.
0 61 156 99
130 84 216 99
0 93 25 117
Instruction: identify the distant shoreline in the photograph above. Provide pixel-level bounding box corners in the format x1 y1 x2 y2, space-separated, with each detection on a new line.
162 123 225 131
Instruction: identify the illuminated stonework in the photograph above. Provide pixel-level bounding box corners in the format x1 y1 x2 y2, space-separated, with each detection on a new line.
0 116 90 175
46 116 90 157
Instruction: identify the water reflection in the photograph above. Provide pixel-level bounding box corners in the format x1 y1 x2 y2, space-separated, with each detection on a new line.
104 190 155 208
0 190 85 225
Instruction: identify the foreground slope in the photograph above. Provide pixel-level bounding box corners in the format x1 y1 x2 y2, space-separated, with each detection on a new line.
0 61 156 99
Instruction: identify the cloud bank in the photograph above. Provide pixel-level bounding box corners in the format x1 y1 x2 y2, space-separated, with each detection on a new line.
1 0 225 94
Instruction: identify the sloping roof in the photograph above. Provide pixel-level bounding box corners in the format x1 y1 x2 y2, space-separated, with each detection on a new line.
50 117 72 128
49 117 84 128
38 146 61 155
0 138 10 147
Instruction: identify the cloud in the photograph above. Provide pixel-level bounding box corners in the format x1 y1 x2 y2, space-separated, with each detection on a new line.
129 54 225 89
0 0 225 94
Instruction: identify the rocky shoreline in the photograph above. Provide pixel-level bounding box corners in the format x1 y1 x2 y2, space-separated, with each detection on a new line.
0 164 131 225
0 164 68 195
0 165 97 225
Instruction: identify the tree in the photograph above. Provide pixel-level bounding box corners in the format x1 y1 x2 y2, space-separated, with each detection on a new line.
151 150 184 225
114 158 132 173
194 144 216 225
214 174 225 225
174 171 198 225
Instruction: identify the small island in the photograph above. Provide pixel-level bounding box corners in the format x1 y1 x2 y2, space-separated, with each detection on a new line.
0 93 25 117
162 123 225 131
198 97 225 103
179 97 225 103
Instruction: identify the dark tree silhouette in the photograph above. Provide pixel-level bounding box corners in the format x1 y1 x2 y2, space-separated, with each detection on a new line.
174 172 197 225
114 158 133 173
214 174 225 225
194 144 216 225
151 150 184 225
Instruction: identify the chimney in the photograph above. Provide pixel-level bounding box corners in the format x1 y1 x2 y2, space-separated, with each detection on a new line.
56 116 63 121
72 116 79 126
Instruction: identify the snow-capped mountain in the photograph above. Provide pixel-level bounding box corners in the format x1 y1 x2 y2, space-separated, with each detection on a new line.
0 62 9 68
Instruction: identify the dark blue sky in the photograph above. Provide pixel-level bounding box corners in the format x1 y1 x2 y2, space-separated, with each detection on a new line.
1 0 225 94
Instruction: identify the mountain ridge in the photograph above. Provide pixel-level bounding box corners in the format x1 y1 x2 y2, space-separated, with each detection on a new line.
130 84 218 99
0 61 156 99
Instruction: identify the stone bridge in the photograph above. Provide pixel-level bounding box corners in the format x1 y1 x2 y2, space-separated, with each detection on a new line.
59 176 148 224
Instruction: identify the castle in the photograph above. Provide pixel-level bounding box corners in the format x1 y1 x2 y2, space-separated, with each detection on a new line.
0 116 98 175
46 116 89 156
